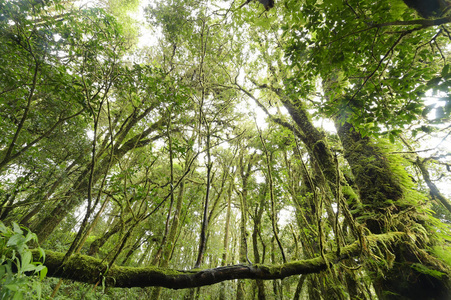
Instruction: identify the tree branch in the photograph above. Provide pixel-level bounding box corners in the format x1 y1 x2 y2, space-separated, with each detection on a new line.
32 232 405 289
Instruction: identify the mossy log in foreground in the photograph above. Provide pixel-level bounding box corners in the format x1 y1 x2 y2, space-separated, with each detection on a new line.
31 232 404 289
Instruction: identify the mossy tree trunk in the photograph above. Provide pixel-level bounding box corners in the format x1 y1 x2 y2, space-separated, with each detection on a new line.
236 150 256 300
251 181 267 300
336 120 451 300
220 174 234 300
279 90 451 299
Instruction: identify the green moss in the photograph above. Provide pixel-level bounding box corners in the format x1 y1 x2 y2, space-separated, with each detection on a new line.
432 245 451 267
41 250 65 268
411 263 447 279
342 185 358 202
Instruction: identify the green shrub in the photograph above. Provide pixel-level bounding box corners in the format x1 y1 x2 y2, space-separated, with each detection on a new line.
0 222 47 299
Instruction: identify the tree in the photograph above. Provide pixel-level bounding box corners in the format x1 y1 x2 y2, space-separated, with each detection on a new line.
1 0 451 299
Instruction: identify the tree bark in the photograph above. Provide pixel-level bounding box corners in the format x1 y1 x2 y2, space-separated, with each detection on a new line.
236 151 255 299
31 232 405 289
336 120 451 300
219 179 233 300
252 183 267 300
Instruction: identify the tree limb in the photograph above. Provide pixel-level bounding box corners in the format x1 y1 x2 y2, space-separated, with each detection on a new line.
31 232 405 289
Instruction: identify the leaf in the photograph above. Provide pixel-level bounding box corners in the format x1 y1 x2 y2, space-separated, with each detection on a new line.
7 234 24 248
24 231 34 244
411 263 446 279
38 247 45 261
12 291 23 300
11 223 22 235
388 133 395 144
38 266 48 281
4 284 19 292
20 251 32 271
0 222 8 234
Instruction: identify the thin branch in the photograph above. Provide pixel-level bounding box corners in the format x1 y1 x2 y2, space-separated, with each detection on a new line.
234 82 307 142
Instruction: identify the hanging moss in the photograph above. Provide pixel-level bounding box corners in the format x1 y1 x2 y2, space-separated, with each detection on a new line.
29 232 408 289
411 263 447 279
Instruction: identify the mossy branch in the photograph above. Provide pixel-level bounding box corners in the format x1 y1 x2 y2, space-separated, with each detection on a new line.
31 232 405 289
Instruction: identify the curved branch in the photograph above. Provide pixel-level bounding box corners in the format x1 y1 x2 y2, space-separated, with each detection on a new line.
31 232 404 289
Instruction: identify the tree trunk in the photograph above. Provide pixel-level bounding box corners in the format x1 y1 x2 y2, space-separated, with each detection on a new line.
219 181 233 300
151 180 186 300
336 120 451 300
292 275 306 300
236 152 254 300
252 183 267 300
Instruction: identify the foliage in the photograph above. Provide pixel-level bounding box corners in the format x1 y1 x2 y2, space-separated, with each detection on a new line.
0 0 451 298
283 0 450 135
0 221 47 299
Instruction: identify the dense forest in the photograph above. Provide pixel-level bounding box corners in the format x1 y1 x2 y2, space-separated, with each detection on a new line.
1 0 451 299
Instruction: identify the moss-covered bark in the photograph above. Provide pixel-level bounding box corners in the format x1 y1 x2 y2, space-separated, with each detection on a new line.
336 121 404 234
31 233 405 289
236 150 256 299
282 100 338 187
252 182 267 300
336 120 451 300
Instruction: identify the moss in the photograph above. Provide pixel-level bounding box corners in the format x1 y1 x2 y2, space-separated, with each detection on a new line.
42 250 65 266
342 185 358 202
432 245 451 268
411 263 447 279
345 138 404 208
28 232 408 289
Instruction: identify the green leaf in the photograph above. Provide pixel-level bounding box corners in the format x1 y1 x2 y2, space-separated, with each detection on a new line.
388 133 395 144
37 266 48 281
7 234 24 248
21 251 32 269
411 263 446 279
38 247 45 261
11 223 22 235
12 291 23 300
4 284 19 292
0 222 8 234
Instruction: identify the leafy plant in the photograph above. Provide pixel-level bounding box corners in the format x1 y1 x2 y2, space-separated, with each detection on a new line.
0 222 47 299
